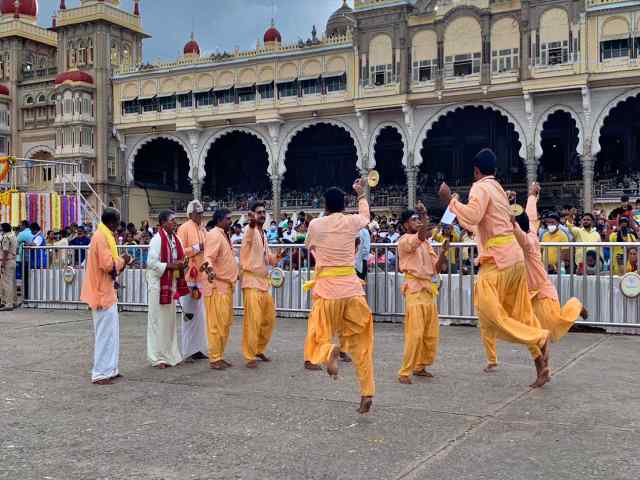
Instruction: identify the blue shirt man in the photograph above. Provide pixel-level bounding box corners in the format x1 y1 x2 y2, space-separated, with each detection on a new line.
355 227 371 280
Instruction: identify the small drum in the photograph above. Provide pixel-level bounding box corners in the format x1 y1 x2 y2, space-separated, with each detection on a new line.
620 272 640 298
270 268 285 289
63 266 76 284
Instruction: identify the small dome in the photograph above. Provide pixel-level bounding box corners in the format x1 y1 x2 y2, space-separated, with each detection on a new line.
55 70 94 86
1 0 38 17
0 84 9 96
326 0 355 37
184 33 200 56
264 20 282 43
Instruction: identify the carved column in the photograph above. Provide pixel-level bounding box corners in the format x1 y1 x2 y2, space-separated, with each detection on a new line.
271 175 283 221
406 165 418 209
525 144 538 187
184 128 203 200
582 150 595 213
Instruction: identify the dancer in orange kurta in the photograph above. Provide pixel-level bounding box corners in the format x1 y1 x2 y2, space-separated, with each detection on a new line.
203 209 239 370
304 178 375 414
440 149 551 388
397 202 449 384
240 201 281 368
482 183 588 369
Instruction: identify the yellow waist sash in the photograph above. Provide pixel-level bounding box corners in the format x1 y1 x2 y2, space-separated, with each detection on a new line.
483 233 516 250
303 266 357 292
405 273 440 298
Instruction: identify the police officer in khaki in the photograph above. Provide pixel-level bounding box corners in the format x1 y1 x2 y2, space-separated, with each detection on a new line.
0 223 18 311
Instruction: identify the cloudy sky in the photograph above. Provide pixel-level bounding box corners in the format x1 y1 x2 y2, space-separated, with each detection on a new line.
40 0 346 61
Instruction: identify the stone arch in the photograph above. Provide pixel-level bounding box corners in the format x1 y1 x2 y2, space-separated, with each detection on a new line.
278 119 363 176
369 121 408 168
198 127 273 182
127 134 193 184
24 144 55 159
534 105 584 159
413 102 528 165
591 87 640 155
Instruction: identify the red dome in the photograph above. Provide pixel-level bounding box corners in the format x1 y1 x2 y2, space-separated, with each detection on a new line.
184 40 200 55
55 70 94 85
0 84 9 96
1 0 38 16
264 26 281 43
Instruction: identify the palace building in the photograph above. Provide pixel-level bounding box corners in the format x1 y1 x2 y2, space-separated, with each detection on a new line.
2 0 640 224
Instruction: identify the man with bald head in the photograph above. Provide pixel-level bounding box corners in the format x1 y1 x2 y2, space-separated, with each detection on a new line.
176 200 209 362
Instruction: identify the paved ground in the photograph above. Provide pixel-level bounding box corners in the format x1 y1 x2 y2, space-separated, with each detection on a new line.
1 309 638 480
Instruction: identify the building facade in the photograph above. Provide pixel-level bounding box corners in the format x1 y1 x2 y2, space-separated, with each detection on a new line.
2 0 640 224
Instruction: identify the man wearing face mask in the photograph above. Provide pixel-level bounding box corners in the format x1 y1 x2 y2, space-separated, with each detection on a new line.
567 213 601 268
541 213 569 274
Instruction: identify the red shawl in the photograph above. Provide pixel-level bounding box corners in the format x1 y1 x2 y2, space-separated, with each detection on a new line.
159 228 190 305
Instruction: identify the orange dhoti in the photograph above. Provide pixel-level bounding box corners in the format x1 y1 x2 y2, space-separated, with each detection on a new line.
476 262 549 361
305 295 375 396
398 289 439 377
205 290 234 362
242 288 276 361
533 296 582 342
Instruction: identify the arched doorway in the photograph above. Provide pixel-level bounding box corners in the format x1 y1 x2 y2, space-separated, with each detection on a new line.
133 138 191 193
283 123 358 208
372 126 406 207
419 106 524 192
202 131 270 208
596 94 640 183
538 111 580 181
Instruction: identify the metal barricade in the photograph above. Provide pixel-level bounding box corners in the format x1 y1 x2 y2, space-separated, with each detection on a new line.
21 241 640 332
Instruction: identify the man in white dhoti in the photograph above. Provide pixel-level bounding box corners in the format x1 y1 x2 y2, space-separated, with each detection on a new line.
146 210 190 368
177 200 209 362
80 208 131 385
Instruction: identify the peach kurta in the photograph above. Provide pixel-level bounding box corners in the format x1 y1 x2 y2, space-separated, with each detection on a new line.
240 225 276 291
203 227 239 296
80 229 125 311
398 233 438 294
449 176 523 269
177 220 207 286
305 198 370 299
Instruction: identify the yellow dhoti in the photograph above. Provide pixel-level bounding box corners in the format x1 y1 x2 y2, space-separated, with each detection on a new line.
305 295 375 396
242 288 276 361
475 262 548 360
398 289 439 377
205 290 234 362
533 296 582 342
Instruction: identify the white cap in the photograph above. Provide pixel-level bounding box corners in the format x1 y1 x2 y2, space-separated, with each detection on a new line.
187 200 204 215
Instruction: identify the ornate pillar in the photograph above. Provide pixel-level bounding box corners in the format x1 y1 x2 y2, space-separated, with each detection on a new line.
271 175 283 221
406 165 418 209
525 144 538 187
192 179 203 202
582 151 595 213
183 128 203 200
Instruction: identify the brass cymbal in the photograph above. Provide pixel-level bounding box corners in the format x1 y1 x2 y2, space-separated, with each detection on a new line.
510 204 524 216
367 169 380 188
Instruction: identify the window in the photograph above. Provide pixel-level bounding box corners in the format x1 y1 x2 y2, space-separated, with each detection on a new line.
301 79 321 96
412 59 437 82
540 41 569 65
83 98 91 116
237 87 256 103
195 91 213 107
122 100 139 115
37 94 46 103
140 98 157 113
600 38 630 60
492 48 519 73
87 40 94 64
369 64 393 86
159 95 176 111
108 155 117 178
258 83 274 99
0 136 7 154
277 81 297 98
325 74 346 92
445 53 481 78
215 89 234 105
25 95 34 105
178 93 193 108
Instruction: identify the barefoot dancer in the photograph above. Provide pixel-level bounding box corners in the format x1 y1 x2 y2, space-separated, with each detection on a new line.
304 179 375 414
439 149 551 388
397 202 449 384
483 183 587 371
203 209 238 370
